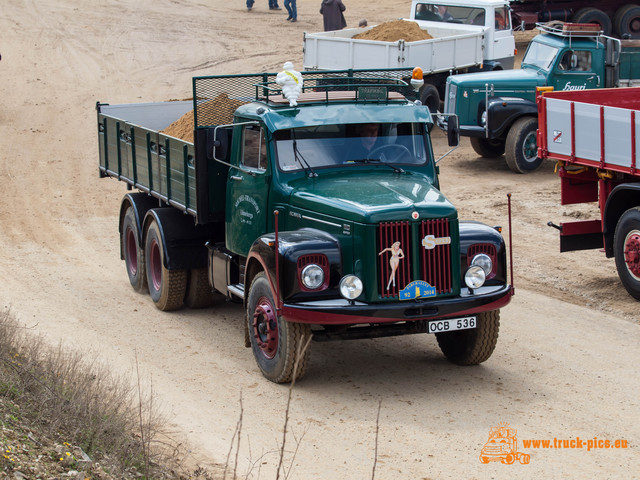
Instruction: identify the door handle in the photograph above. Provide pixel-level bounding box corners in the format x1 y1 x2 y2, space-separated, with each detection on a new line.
230 175 243 182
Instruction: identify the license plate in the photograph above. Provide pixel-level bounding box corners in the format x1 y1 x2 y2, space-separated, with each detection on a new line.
428 316 476 334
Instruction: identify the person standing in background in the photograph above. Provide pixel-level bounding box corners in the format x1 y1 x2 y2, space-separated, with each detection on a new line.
284 0 297 22
247 0 282 11
320 0 347 31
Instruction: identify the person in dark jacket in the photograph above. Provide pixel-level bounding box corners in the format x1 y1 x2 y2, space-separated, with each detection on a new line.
320 0 347 31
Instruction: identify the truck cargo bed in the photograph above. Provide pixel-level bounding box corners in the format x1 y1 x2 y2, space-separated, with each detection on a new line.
539 88 640 176
303 23 483 72
98 101 198 216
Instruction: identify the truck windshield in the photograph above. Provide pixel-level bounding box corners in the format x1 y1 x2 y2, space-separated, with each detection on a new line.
522 41 559 71
414 4 510 29
274 123 430 173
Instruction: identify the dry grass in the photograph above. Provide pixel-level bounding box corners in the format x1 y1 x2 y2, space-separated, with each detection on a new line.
0 308 196 479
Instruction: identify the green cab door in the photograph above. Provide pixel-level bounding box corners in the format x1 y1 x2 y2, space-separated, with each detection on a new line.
551 49 601 92
225 124 270 256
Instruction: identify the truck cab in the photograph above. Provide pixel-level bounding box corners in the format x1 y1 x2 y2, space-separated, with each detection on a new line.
410 0 516 70
443 22 636 173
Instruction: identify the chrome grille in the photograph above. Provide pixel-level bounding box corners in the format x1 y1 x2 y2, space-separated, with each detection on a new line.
377 219 452 299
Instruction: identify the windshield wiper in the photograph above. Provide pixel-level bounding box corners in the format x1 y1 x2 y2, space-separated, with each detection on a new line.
291 131 317 178
350 158 405 174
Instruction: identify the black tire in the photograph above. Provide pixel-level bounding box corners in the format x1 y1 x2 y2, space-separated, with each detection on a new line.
436 310 500 365
247 273 311 383
122 207 147 292
505 116 542 173
614 207 640 300
144 220 187 311
470 137 506 158
573 8 612 36
184 267 216 309
614 4 640 38
420 83 441 114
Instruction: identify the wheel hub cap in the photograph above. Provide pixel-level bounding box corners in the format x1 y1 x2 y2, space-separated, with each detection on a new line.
624 231 640 280
252 297 278 359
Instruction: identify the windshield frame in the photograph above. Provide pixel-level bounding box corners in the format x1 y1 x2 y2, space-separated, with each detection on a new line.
522 40 560 72
273 123 432 174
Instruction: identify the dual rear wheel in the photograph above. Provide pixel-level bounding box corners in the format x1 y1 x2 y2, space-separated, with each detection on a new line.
122 207 215 311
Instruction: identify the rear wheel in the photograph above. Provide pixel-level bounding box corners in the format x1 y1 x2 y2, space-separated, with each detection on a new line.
144 220 187 311
470 137 505 158
614 207 640 300
573 8 612 36
505 116 541 173
247 272 311 383
614 4 640 38
122 207 147 292
436 310 500 365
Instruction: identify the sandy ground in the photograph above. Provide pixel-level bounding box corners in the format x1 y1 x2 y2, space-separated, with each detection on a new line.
0 0 638 478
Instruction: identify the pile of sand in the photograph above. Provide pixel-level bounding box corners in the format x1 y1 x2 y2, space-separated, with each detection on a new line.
161 93 247 143
353 20 433 42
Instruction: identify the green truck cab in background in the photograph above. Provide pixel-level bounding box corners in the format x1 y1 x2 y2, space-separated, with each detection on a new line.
98 69 513 383
443 22 640 173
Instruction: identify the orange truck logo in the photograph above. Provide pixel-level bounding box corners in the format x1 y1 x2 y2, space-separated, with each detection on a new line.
480 424 531 465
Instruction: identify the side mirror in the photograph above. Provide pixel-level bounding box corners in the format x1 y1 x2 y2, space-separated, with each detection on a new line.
570 53 578 69
212 126 232 161
447 115 459 147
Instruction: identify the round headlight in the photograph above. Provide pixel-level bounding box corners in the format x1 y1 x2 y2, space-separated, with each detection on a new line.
465 265 486 289
471 253 493 277
480 110 487 126
301 264 324 290
339 275 363 300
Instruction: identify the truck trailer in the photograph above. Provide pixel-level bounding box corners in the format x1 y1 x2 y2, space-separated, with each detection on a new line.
539 87 640 300
97 69 513 382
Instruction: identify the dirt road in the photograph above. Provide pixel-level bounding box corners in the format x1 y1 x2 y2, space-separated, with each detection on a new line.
0 0 638 478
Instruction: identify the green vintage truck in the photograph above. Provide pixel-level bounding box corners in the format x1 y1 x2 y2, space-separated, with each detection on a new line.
443 22 640 173
97 69 513 382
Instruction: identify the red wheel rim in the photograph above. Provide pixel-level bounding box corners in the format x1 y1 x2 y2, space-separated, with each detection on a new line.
624 230 640 280
126 227 137 276
150 239 162 291
252 296 279 359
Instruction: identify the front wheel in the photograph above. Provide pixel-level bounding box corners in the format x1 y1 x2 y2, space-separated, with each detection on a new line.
470 137 505 158
436 310 500 365
144 220 187 311
614 207 640 300
247 273 311 383
505 116 541 173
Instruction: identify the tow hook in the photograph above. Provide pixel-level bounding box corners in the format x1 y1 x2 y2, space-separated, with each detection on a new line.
547 221 562 232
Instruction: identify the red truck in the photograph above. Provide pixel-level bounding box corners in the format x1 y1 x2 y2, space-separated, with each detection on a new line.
510 1 640 38
538 87 640 300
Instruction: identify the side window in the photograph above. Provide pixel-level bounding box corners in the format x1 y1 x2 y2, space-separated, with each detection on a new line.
573 51 592 71
242 126 267 171
559 50 592 71
495 6 510 30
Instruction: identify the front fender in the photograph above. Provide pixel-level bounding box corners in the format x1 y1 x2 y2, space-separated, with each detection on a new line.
459 221 508 286
486 97 538 138
246 228 342 303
